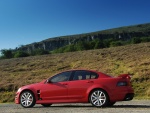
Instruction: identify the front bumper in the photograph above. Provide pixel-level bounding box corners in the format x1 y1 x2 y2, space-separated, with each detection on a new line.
15 92 20 104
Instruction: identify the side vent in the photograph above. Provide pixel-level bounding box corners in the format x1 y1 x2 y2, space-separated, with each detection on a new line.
37 90 42 100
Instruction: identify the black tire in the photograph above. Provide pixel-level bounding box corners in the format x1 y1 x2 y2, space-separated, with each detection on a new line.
107 102 116 107
41 104 52 107
89 89 108 107
20 91 36 108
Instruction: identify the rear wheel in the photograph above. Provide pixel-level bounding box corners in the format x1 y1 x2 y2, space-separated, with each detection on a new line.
107 102 116 106
20 91 36 108
41 104 52 107
89 89 108 107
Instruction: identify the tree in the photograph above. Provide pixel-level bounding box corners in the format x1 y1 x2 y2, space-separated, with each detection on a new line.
0 49 13 59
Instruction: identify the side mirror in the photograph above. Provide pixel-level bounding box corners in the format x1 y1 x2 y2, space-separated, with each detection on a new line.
46 79 51 83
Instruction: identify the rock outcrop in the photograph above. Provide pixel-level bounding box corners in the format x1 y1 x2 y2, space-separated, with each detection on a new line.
17 23 150 53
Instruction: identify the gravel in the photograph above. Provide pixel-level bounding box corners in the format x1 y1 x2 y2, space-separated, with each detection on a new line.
0 100 150 113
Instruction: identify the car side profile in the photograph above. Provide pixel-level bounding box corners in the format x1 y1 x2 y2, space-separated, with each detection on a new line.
15 69 134 108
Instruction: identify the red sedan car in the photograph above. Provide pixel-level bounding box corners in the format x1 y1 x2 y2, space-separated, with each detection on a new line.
15 69 134 108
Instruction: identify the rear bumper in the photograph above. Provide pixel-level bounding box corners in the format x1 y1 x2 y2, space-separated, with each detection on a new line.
123 93 134 101
109 86 134 101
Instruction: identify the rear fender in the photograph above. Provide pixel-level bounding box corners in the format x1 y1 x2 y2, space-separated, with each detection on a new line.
86 84 111 100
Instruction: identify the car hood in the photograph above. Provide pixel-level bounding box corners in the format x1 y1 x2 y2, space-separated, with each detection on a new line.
18 80 46 92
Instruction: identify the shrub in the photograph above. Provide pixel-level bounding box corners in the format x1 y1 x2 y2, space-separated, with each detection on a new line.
32 49 49 55
132 37 141 44
64 45 76 52
110 41 123 47
14 51 29 58
75 41 87 51
141 37 150 42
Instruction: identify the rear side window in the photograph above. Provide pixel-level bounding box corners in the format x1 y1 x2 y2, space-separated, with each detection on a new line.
91 72 98 79
73 70 98 80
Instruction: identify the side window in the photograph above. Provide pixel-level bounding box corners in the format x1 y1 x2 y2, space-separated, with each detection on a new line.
90 72 98 79
73 71 91 80
73 71 98 81
50 71 72 83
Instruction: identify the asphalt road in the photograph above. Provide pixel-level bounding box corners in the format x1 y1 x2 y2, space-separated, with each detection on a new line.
0 100 150 113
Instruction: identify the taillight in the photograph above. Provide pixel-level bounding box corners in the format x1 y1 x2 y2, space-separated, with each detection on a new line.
118 74 132 80
117 81 127 86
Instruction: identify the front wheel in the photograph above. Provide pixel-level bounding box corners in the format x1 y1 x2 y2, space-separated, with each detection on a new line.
20 91 36 108
89 89 108 107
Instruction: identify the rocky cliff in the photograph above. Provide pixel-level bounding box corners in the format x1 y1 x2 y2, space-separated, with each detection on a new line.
17 23 150 53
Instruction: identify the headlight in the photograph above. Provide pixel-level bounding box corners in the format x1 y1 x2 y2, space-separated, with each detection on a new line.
17 88 22 92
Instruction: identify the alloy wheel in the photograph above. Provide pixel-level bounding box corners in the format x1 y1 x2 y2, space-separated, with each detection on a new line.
90 90 108 107
20 91 35 108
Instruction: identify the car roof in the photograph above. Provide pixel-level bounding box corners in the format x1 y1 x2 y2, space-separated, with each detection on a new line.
64 69 99 73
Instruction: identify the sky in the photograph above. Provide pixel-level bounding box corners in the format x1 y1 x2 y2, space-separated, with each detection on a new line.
0 0 150 50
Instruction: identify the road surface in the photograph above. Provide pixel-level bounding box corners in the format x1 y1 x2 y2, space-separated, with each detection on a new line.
0 100 150 113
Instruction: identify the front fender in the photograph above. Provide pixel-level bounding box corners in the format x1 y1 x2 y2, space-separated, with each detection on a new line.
18 87 38 102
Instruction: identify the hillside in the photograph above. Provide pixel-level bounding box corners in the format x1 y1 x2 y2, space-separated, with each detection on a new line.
0 42 150 102
17 23 150 53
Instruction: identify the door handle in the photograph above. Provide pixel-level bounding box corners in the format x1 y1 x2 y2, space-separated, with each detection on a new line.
62 83 68 85
87 81 94 83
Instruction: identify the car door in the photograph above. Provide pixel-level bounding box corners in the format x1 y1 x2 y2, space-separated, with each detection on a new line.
40 71 72 102
68 70 98 101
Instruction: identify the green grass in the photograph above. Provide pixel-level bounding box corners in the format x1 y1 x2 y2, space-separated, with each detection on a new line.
0 42 150 102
